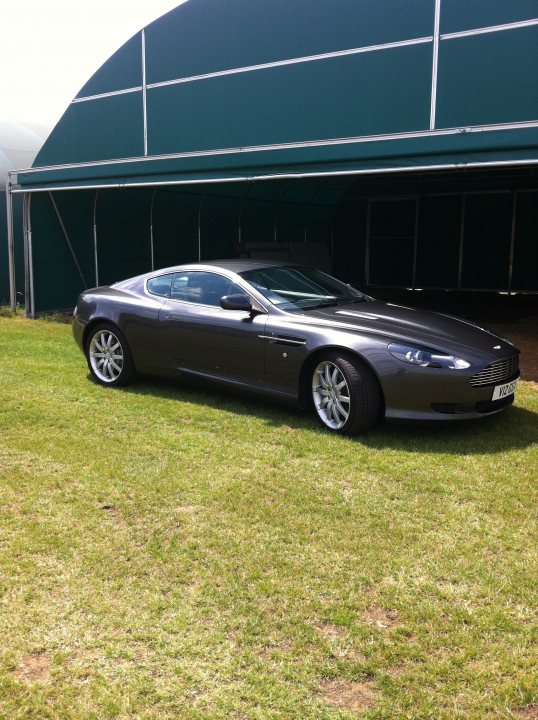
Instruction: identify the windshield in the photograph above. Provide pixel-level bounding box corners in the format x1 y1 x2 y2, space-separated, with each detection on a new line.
240 266 368 311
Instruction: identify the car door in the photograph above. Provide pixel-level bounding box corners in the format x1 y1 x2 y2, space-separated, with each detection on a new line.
158 270 267 387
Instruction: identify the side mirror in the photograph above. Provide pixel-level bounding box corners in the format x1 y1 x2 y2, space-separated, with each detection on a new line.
220 294 252 312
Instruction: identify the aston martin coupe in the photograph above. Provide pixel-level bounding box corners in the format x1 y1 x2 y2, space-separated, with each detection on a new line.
72 260 520 434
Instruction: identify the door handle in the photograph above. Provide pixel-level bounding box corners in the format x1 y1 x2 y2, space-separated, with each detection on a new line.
162 312 183 321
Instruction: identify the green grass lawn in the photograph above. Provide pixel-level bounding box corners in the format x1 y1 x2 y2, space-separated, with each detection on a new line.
0 316 537 719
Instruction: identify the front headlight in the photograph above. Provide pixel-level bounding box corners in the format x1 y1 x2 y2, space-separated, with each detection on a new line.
388 343 470 370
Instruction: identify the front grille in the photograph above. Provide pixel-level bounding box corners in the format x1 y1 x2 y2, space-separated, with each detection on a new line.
469 355 519 388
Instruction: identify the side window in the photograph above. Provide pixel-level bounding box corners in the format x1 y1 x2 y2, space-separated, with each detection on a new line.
147 273 174 298
170 271 247 307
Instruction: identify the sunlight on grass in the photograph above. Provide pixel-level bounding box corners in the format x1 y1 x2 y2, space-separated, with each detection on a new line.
0 316 537 719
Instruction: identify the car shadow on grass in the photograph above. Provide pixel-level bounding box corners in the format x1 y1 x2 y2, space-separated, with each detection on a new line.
113 375 538 455
367 406 538 454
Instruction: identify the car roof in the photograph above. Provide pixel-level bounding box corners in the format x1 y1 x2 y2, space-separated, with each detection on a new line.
153 258 292 275
111 259 300 290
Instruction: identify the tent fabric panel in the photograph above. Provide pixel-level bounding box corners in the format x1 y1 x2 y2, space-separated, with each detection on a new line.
304 205 334 246
75 34 142 99
145 0 435 85
200 195 243 260
332 198 368 286
194 182 248 199
436 26 538 128
368 199 416 287
415 195 462 289
315 185 355 207
277 203 308 246
51 190 98 287
147 43 432 156
21 127 538 192
152 189 200 269
244 182 285 203
241 198 276 246
96 188 153 286
461 193 512 290
511 191 538 292
34 93 144 167
440 0 538 35
281 181 328 205
30 193 92 313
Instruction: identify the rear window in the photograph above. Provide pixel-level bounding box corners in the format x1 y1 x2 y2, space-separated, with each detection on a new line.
147 274 174 298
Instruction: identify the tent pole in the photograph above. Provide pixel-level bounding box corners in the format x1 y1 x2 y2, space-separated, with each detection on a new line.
507 191 517 295
412 197 420 289
274 183 288 245
429 0 441 130
149 188 157 270
458 195 466 289
93 189 100 286
238 182 253 248
197 192 206 261
6 176 16 311
364 199 372 286
23 193 35 317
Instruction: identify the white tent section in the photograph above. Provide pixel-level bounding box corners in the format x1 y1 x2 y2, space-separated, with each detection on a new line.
0 119 48 187
1 119 49 305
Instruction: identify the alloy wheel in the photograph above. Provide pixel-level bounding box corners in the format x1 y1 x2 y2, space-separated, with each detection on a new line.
89 329 124 383
312 360 351 430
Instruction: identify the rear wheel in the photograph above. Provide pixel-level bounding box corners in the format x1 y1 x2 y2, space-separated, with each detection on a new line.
311 352 381 434
85 323 135 387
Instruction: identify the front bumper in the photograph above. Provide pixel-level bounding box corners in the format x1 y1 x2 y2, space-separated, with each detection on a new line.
380 362 519 421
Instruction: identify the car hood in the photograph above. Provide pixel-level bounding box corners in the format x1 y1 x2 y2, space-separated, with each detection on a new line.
299 301 517 357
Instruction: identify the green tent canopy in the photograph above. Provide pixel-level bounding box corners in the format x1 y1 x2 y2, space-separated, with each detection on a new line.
8 0 538 313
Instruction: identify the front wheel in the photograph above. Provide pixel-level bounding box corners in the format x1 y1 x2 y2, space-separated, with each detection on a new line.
85 323 135 387
311 353 381 435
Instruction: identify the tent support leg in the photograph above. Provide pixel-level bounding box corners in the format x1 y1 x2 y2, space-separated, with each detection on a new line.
23 193 35 317
365 199 372 286
508 191 517 295
93 190 100 286
412 197 420 290
197 192 206 261
458 195 466 289
6 178 16 311
150 188 157 270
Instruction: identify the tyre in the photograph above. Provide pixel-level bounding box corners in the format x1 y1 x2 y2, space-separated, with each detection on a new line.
311 352 381 435
85 323 136 387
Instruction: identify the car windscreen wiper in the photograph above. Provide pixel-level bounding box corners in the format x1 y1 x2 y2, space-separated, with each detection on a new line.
335 297 367 305
307 299 339 309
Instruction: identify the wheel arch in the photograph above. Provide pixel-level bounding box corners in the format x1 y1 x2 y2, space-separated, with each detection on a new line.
82 317 120 351
298 345 385 414
83 318 137 386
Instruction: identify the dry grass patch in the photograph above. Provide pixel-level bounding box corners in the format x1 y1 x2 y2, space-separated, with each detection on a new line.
14 653 52 683
312 622 366 662
258 642 294 660
513 707 538 719
363 606 400 630
320 679 378 713
312 621 349 639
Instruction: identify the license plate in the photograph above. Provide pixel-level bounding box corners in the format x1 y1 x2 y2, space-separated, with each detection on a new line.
492 378 519 401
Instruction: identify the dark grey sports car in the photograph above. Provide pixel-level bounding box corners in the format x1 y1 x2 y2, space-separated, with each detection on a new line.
72 260 520 434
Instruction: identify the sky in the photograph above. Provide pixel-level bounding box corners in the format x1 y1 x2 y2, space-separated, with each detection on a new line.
1 0 186 133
